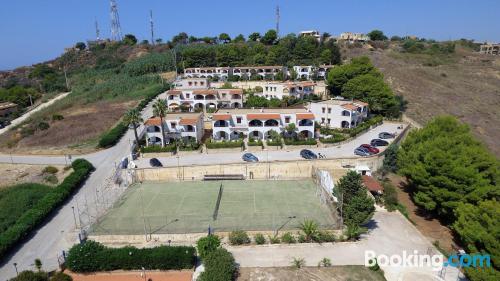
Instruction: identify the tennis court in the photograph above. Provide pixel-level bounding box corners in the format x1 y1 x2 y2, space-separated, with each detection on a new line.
91 180 338 235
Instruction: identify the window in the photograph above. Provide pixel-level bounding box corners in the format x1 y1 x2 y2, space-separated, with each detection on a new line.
322 107 326 113
327 118 331 124
321 118 325 124
194 82 198 86
236 117 242 124
188 82 193 86
328 108 332 114
171 122 176 128
201 82 204 86
285 116 291 123
222 93 227 98
185 93 190 98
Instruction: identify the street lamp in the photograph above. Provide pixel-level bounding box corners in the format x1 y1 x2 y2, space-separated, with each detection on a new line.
13 263 18 276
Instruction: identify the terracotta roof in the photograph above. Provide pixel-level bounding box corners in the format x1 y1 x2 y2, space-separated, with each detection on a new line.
213 114 232 121
296 113 315 120
193 89 218 95
145 117 162 126
298 81 315 87
341 103 359 111
0 102 17 110
247 113 280 119
362 175 383 193
218 89 243 94
167 90 182 95
179 118 198 125
354 100 369 106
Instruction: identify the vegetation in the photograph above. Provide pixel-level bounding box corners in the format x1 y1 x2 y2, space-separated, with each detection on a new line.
0 159 93 259
140 144 176 153
284 138 317 146
318 257 332 267
66 240 195 272
196 235 221 259
290 257 306 269
228 230 251 245
299 219 319 242
123 108 143 147
254 233 266 245
247 138 263 147
9 270 73 281
198 248 237 281
124 52 175 76
382 143 399 173
206 139 243 149
281 232 296 244
367 30 388 41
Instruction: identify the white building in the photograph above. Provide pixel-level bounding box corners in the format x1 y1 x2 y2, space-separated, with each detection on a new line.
339 32 369 43
293 65 334 80
166 78 244 112
183 66 285 81
144 112 204 146
212 108 315 141
256 81 315 100
299 30 321 41
308 99 369 128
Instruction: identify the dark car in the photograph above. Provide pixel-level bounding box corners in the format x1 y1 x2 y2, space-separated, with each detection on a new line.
360 144 380 154
354 147 371 156
242 153 259 162
370 139 389 147
149 158 163 167
300 149 318 160
378 132 395 139
120 157 129 169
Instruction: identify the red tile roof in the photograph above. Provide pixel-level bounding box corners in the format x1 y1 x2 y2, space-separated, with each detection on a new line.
247 113 280 119
145 117 162 126
193 89 218 95
179 118 198 125
354 100 369 106
341 103 359 111
213 114 231 121
296 113 315 120
167 90 182 95
362 175 383 193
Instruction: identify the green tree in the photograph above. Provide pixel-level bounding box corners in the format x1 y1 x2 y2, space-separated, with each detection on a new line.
199 248 236 281
172 32 189 45
261 29 278 45
300 219 319 242
153 99 168 147
398 116 499 220
326 56 380 95
285 123 297 138
382 144 399 173
34 259 42 272
390 35 402 41
367 30 388 41
123 108 144 148
248 32 261 42
196 235 221 259
336 170 364 205
75 42 86 50
233 34 245 42
9 271 48 281
218 33 231 44
123 34 137 45
343 192 375 226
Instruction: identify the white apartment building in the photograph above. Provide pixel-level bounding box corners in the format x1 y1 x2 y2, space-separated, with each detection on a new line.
293 65 334 80
183 66 285 80
166 78 244 111
144 112 204 145
256 81 315 100
339 32 370 43
308 99 369 129
299 30 321 41
212 108 315 141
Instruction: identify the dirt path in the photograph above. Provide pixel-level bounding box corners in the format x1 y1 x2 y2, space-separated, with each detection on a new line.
68 270 192 281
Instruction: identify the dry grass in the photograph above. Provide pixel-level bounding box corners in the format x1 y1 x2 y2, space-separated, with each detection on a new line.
0 163 71 188
238 266 387 281
345 47 500 157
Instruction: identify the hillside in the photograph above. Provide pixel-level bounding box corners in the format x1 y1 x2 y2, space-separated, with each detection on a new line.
345 46 500 157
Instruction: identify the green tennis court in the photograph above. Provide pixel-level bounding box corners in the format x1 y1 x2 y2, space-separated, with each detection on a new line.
91 180 338 234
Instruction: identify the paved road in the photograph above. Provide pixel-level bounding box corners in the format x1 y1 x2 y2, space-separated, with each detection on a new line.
0 92 71 136
134 122 403 168
228 209 464 281
0 96 158 279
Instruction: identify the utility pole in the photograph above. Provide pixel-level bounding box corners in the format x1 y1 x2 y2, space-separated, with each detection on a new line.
275 4 280 38
110 0 122 41
150 10 155 45
95 19 100 41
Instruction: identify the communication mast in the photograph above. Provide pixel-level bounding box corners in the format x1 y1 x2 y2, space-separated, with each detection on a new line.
95 19 100 41
276 5 280 37
150 10 155 45
110 0 122 41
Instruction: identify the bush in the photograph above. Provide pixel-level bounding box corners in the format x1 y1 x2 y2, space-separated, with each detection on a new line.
140 145 176 153
228 230 250 245
196 235 221 260
281 232 296 244
43 174 58 184
98 122 128 148
42 166 59 174
52 114 64 121
66 241 195 272
37 121 50 130
254 233 266 245
247 138 263 147
284 138 317 146
50 272 73 281
205 140 243 149
0 159 94 259
297 233 307 243
199 248 236 281
319 134 347 143
269 235 281 244
317 231 336 243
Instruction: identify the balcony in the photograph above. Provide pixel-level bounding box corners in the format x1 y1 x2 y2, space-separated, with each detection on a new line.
214 120 229 127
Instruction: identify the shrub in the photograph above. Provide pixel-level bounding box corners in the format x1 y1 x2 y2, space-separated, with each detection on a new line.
42 166 59 174
196 235 221 260
317 231 336 243
291 257 306 269
98 122 128 148
0 159 94 259
43 174 58 184
297 233 307 243
368 258 380 271
51 272 73 281
205 140 243 149
247 138 263 147
254 233 266 245
140 145 176 153
228 230 250 245
37 121 50 130
199 248 236 281
66 241 195 272
52 114 64 121
284 138 317 146
269 235 281 244
318 257 332 267
281 232 296 244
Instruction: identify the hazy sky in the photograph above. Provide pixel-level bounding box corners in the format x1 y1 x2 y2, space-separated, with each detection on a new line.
0 0 498 70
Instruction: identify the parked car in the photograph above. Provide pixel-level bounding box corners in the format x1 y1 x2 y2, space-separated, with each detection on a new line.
360 144 380 154
149 158 163 167
370 139 389 147
300 149 318 160
378 132 395 139
242 153 259 162
120 157 129 169
354 147 371 156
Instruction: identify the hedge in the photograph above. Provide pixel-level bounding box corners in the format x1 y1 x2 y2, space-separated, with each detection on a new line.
348 115 383 137
97 84 170 148
284 138 317 145
141 144 176 153
320 133 347 144
205 140 243 149
199 248 237 281
0 159 94 259
247 139 263 147
66 240 195 272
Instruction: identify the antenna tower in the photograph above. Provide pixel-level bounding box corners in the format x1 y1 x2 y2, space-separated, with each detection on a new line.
276 4 280 37
95 19 100 41
110 0 122 41
150 10 155 45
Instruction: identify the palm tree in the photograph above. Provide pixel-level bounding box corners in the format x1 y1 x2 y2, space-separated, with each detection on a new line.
153 99 168 147
123 108 143 148
34 258 42 272
300 219 319 242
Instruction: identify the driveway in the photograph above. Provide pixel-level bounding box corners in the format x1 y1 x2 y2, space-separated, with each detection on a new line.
228 210 465 281
135 122 404 168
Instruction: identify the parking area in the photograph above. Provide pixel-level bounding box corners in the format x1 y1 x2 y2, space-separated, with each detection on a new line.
135 122 404 168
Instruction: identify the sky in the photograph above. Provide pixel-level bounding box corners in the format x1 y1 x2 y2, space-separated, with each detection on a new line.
0 0 498 70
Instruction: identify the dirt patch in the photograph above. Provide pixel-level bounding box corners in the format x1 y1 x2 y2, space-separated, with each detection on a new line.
68 270 192 281
345 47 500 157
386 173 457 254
0 100 135 155
238 266 386 281
0 163 71 188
